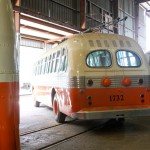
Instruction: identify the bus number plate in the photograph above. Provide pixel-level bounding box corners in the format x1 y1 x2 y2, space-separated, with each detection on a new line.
110 95 124 101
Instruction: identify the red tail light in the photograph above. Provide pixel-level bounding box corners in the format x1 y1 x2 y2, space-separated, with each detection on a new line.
122 77 131 86
101 77 111 87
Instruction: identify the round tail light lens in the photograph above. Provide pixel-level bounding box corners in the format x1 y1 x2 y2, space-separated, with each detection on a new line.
101 77 111 87
122 77 131 86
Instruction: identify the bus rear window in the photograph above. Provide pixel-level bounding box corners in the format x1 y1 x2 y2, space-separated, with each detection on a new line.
116 50 141 67
86 50 111 67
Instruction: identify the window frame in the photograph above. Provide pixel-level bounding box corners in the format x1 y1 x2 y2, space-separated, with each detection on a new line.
116 49 142 68
86 49 112 68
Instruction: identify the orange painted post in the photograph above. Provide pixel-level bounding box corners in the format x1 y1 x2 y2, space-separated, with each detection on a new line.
0 0 20 149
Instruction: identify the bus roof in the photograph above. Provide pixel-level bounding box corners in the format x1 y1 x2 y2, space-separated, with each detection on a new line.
37 32 141 61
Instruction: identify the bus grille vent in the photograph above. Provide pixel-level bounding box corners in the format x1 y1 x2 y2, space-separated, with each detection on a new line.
89 40 94 47
96 40 102 47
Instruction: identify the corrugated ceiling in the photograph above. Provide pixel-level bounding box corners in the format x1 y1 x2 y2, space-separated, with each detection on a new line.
140 1 150 17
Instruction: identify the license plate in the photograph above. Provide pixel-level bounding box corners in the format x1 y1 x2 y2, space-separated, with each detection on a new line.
110 95 124 101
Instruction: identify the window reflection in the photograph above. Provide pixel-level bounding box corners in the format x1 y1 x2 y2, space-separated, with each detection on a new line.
116 50 141 67
86 50 111 67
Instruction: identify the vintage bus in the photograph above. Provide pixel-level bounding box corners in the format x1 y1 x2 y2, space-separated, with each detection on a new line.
32 32 150 123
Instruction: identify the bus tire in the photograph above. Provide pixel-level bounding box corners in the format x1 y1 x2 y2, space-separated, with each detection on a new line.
53 94 66 123
34 101 40 107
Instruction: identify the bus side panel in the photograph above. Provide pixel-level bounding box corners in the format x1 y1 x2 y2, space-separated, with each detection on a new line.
33 85 53 107
57 88 85 117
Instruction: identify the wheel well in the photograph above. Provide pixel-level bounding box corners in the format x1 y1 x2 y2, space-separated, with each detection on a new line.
51 88 56 105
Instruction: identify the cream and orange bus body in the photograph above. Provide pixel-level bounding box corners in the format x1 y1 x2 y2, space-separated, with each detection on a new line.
32 33 150 123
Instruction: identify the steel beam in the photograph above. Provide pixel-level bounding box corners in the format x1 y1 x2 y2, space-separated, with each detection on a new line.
20 25 64 37
112 0 118 34
137 0 150 3
14 0 20 33
14 6 79 34
20 15 78 35
80 0 86 30
21 34 49 41
135 1 139 42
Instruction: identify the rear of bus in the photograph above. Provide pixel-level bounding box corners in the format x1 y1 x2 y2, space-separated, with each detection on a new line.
68 33 150 120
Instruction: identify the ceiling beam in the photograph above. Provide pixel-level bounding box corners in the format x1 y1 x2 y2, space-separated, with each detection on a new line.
14 5 79 34
80 0 86 30
14 0 20 33
137 0 150 3
147 1 150 6
21 34 49 42
20 24 64 37
20 14 78 35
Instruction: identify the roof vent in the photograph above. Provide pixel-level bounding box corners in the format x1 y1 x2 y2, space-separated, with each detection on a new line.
89 40 94 47
112 40 117 47
96 40 102 47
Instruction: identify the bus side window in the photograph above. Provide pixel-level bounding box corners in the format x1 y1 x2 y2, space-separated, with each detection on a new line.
43 57 47 74
60 48 68 72
55 51 60 72
35 62 38 76
41 58 46 74
32 62 36 76
47 55 51 73
34 62 37 75
51 53 56 73
39 59 43 75
37 60 40 75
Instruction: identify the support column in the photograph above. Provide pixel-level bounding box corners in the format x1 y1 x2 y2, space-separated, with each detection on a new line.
14 0 20 33
80 0 86 30
112 0 118 34
135 1 139 42
14 0 21 149
0 0 20 149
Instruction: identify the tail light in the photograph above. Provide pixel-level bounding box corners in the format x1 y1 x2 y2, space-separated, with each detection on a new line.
101 77 111 87
122 77 131 86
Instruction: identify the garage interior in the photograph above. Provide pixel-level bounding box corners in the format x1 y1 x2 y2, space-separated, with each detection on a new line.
11 0 150 93
10 0 150 149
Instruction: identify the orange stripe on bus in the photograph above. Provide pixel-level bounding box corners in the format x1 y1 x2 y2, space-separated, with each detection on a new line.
34 86 150 117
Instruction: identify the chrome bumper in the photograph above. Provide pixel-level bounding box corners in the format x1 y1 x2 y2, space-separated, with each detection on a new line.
71 108 150 120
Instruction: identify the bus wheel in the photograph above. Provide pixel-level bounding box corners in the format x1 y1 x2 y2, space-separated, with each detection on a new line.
53 94 66 123
34 101 40 107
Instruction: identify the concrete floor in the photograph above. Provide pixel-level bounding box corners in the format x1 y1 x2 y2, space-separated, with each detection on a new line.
20 95 150 150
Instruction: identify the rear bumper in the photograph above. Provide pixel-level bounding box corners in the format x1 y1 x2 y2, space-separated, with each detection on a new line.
71 107 150 120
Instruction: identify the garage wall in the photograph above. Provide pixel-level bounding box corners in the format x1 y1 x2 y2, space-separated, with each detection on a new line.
118 0 135 39
86 0 113 32
138 6 146 51
20 0 80 27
